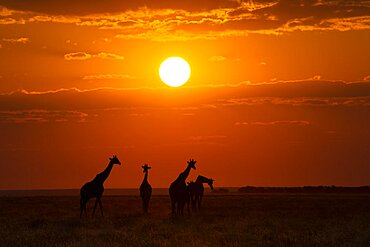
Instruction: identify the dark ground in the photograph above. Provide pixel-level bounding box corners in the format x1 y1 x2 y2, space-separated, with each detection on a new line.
0 193 369 246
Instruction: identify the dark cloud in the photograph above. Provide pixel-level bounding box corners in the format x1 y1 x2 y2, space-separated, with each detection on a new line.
253 0 370 20
3 0 367 17
0 0 240 15
0 110 89 123
1 0 368 39
0 80 370 113
64 52 124 60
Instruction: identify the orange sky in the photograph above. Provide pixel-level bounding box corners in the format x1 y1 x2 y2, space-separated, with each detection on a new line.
0 0 370 189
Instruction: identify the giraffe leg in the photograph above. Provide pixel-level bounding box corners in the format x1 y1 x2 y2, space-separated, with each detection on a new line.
142 199 145 213
98 199 104 217
146 199 150 213
142 199 149 214
146 200 149 213
171 200 176 215
191 196 196 211
84 202 87 217
177 201 181 215
80 198 84 219
198 196 202 211
179 201 184 216
81 197 88 218
92 198 98 217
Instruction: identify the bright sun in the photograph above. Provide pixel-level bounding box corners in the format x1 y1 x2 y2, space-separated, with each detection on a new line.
159 57 191 87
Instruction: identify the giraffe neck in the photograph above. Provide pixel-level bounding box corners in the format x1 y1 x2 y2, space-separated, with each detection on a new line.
143 170 148 183
99 161 114 183
180 165 192 181
196 175 210 184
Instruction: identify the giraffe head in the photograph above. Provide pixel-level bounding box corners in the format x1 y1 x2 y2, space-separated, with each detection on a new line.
142 164 151 173
109 155 121 165
207 178 214 190
187 159 197 170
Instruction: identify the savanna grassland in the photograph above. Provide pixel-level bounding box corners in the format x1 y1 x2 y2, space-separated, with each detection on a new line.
0 193 370 247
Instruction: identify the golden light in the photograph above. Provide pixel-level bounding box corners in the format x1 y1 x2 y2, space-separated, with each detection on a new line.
159 57 191 87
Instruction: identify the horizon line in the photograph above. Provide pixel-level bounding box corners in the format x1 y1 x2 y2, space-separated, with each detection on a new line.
1 185 370 191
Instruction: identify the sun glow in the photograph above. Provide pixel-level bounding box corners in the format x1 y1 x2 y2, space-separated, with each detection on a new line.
159 57 191 87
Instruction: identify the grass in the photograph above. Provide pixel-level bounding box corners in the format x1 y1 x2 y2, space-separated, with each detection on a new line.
0 193 370 246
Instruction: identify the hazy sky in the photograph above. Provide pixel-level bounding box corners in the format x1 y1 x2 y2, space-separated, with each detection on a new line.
0 0 369 189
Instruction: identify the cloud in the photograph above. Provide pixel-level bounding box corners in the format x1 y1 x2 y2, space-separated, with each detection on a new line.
364 75 370 81
220 96 370 107
0 80 370 113
313 0 370 7
82 74 135 80
94 52 124 60
279 16 370 33
64 52 124 61
2 37 29 43
209 55 226 62
28 15 79 24
235 121 310 126
115 30 249 42
0 17 25 24
0 110 89 123
0 1 246 15
0 0 369 41
64 52 92 60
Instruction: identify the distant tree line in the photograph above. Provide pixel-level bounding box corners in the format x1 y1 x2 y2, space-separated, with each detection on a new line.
238 186 370 193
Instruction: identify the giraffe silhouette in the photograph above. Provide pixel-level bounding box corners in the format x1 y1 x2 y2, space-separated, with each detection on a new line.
80 155 121 218
139 164 152 214
188 175 214 211
169 159 196 215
